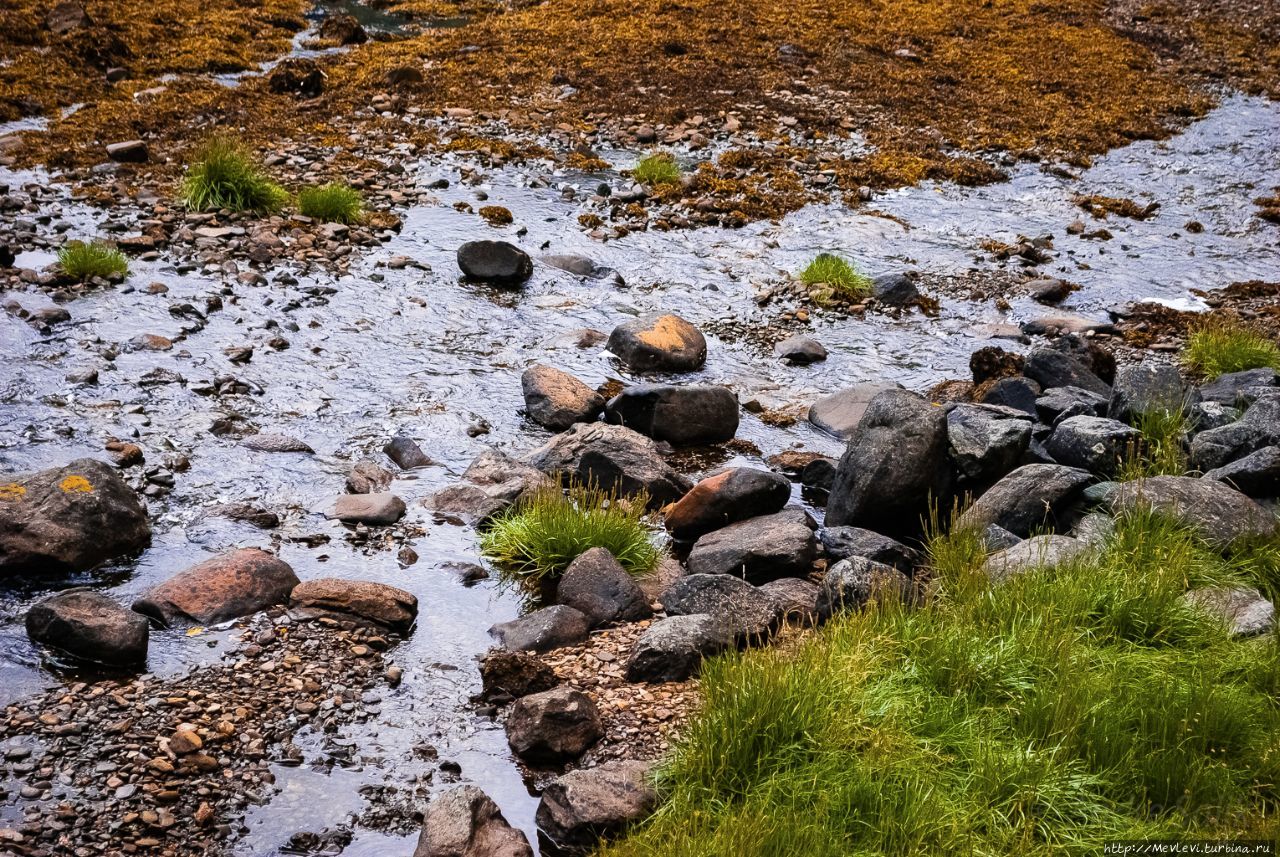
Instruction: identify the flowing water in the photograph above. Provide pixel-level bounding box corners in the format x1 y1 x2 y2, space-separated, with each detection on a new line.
0 91 1278 854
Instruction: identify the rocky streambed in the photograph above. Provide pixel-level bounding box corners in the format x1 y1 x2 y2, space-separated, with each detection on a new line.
0 82 1278 856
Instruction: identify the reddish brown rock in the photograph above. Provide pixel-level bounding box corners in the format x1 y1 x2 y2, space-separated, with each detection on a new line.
664 467 791 540
132 548 299 627
288 578 418 633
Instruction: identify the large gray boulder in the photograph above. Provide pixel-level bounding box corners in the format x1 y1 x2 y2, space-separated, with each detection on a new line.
815 557 911 623
1045 416 1141 476
1034 386 1109 424
414 785 533 857
1189 396 1280 472
982 535 1091 582
522 365 605 431
625 614 734 682
807 384 899 438
1109 362 1196 423
1106 476 1279 548
660 574 782 642
825 390 952 539
527 423 691 508
1182 587 1275 638
946 404 1032 487
489 605 590 653
758 578 820 625
536 760 657 854
1202 446 1280 497
685 508 817 582
607 313 706 372
556 548 652 627
1023 348 1110 396
26 589 149 667
0 458 151 575
133 548 299 627
1197 368 1280 407
817 526 919 574
605 384 739 445
957 464 1093 537
664 467 791 541
506 687 603 764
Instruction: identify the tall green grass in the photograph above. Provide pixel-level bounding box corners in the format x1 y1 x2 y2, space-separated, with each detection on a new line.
600 510 1280 857
479 480 662 593
1183 318 1280 380
180 137 289 213
1118 407 1190 480
57 240 128 280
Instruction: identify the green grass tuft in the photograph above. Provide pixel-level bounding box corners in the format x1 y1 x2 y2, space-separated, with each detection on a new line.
479 480 662 593
180 137 289 213
797 252 872 298
1118 406 1190 480
298 182 364 224
1183 318 1280 380
56 240 128 280
632 153 682 186
600 509 1280 857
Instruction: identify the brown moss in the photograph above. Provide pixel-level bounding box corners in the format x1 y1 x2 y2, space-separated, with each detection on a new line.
478 205 513 225
1074 193 1161 219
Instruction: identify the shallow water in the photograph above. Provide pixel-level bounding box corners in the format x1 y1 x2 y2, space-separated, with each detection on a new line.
0 92 1278 853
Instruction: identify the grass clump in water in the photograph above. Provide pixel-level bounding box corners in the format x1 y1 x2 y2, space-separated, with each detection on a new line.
632 153 682 186
600 509 1280 857
57 240 128 280
479 480 661 593
297 182 364 224
797 252 872 298
1183 318 1280 379
180 137 289 213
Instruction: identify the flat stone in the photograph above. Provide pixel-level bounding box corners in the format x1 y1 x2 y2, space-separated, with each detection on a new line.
1106 476 1279 548
685 508 817 583
807 384 899 438
660 574 782 642
327 493 406 526
288 578 418 633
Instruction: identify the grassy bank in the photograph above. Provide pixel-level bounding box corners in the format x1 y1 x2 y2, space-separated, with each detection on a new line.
600 510 1280 856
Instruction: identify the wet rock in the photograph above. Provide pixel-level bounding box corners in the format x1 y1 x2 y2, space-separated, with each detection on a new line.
800 457 837 493
983 535 1091 582
870 272 918 305
946 404 1032 487
0 458 151 575
288 579 418 633
317 13 367 45
522 365 605 431
241 433 314 453
1189 396 1280 472
1109 362 1196 423
1027 277 1073 304
215 502 279 529
415 785 533 857
1197 368 1280 407
660 574 781 642
556 548 652 627
133 548 299 627
457 240 533 286
957 463 1093 536
625 614 734 683
426 449 548 525
47 1 90 34
105 140 148 163
774 334 827 364
1045 416 1140 476
384 435 433 469
1203 446 1280 497
1023 348 1110 397
825 389 952 539
328 493 406 525
267 58 325 98
605 384 738 445
26 588 148 666
815 557 911 623
506 687 603 764
1035 386 1109 424
686 508 817 582
807 383 898 438
490 605 590 653
758 577 820 625
535 760 657 854
664 467 791 541
973 376 1039 416
347 459 393 494
528 423 691 508
606 313 706 372
817 526 919 574
1105 476 1279 548
479 649 559 701
1182 587 1275 638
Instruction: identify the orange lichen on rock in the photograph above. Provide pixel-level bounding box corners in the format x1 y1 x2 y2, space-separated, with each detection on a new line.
58 475 94 494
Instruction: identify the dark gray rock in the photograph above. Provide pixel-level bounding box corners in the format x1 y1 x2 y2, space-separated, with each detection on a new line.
556 548 652 627
105 140 148 163
980 524 1023 552
214 503 279 529
607 313 706 372
825 389 952 539
489 605 590 653
536 760 657 855
26 588 148 667
0 458 151 575
384 435 433 469
625 614 734 682
815 557 911 623
541 254 623 284
957 464 1094 536
685 508 817 582
660 574 782 642
425 449 548 526
1189 401 1240 433
1106 476 1279 548
1182 587 1275 638
1189 396 1280 472
758 578 820 625
414 785 533 857
774 335 827 364
1045 416 1141 476
800 457 837 493
983 535 1091 582
1197 368 1280 407
506 687 603 764
664 467 791 541
1035 386 1109 424
1109 362 1196 423
974 376 1039 416
605 384 739 445
478 649 559 701
1203 446 1280 497
946 404 1032 487
522 365 605 431
817 526 919 574
457 240 533 286
871 272 919 305
1024 348 1110 396
807 384 899 439
527 423 692 508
